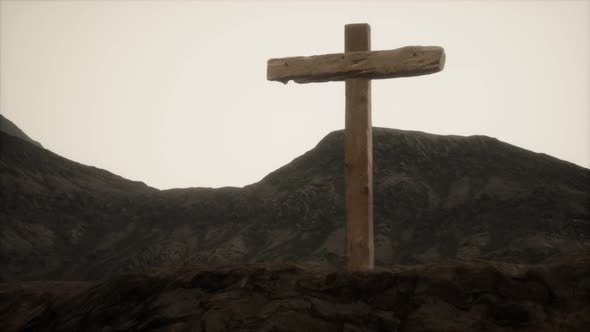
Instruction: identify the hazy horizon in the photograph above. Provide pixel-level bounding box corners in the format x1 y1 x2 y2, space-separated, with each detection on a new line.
1 0 589 190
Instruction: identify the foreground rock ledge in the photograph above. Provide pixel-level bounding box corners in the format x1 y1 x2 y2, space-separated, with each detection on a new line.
1 258 589 332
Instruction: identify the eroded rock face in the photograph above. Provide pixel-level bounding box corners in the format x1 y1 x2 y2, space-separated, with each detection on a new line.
1 258 589 332
1 123 589 280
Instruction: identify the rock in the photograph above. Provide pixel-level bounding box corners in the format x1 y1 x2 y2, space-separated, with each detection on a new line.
1 260 588 332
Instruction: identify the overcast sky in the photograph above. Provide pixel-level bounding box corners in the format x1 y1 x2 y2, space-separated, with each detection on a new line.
1 0 588 190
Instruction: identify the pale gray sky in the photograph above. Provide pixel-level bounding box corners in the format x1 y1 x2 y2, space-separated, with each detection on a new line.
1 0 589 189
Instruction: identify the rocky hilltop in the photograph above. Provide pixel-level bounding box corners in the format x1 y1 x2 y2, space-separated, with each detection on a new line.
1 117 589 281
1 258 589 332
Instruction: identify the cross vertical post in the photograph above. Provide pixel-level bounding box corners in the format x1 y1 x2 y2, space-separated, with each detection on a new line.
266 23 445 272
344 23 373 271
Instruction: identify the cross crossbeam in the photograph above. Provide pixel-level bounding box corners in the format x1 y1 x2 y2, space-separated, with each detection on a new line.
267 23 445 271
268 46 445 84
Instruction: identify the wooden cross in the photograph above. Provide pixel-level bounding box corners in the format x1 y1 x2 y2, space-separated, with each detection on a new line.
267 23 445 271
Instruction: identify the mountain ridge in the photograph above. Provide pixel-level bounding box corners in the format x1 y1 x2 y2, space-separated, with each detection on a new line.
1 117 588 281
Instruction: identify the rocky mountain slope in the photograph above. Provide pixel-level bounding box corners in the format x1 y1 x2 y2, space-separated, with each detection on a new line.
0 114 42 148
1 117 589 281
1 258 589 332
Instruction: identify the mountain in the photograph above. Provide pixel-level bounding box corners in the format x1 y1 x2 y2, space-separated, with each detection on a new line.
0 114 42 148
1 118 589 281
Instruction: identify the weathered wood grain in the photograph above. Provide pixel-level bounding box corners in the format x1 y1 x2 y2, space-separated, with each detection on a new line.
344 23 374 271
267 45 445 84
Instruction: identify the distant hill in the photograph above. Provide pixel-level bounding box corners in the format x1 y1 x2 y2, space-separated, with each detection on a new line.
0 114 42 148
0 116 588 281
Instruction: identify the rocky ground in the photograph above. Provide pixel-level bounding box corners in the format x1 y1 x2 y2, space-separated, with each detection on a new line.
2 257 589 332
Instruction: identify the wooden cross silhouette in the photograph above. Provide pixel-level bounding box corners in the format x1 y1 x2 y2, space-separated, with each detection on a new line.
267 23 445 271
